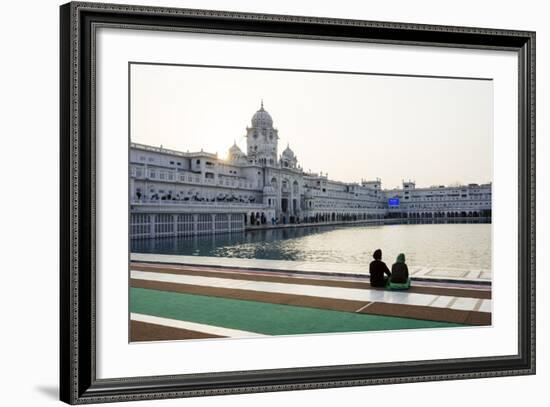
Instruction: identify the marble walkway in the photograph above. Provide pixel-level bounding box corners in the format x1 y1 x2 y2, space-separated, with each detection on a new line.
131 253 491 283
129 259 492 342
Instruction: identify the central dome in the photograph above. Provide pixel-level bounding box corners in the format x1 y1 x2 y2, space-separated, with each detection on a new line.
251 101 273 128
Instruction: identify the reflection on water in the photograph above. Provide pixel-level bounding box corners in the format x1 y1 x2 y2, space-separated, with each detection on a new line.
132 223 491 270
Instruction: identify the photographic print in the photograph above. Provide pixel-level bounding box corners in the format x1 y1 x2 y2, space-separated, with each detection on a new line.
128 63 493 343
60 4 535 402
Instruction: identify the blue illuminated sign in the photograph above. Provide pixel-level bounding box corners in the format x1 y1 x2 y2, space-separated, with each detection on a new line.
388 198 400 207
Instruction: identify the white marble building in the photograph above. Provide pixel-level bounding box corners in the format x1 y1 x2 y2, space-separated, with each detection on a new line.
130 103 491 238
385 181 492 219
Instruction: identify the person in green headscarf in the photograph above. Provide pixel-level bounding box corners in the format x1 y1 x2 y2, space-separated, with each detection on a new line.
389 253 410 288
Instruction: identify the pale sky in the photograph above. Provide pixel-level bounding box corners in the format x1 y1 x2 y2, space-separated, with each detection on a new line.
130 63 493 189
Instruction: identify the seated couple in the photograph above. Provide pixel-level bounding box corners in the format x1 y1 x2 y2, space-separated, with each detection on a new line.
369 249 411 290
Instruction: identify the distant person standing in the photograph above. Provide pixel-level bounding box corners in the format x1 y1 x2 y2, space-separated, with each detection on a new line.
389 253 411 289
369 249 391 287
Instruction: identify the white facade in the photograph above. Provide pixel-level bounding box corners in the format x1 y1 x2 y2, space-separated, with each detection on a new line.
130 103 491 238
385 181 492 219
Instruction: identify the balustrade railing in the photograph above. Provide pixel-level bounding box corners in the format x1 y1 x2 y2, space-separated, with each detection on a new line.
131 199 262 208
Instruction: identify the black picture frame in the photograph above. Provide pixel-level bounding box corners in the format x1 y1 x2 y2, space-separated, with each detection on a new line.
60 1 536 404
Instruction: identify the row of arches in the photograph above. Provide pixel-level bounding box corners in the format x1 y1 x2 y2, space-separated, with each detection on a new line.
248 212 267 226
301 212 384 224
247 211 387 226
246 209 492 227
401 210 492 219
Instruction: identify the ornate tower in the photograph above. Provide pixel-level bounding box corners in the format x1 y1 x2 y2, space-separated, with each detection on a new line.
280 144 298 169
227 141 247 165
246 101 279 166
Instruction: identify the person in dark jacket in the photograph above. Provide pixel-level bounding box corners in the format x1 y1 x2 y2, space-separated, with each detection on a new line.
390 253 410 287
369 249 391 287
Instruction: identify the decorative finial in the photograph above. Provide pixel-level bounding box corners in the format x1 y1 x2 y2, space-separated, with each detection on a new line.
261 99 264 109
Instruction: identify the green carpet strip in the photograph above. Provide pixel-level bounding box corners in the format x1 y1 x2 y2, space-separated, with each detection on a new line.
130 287 463 335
